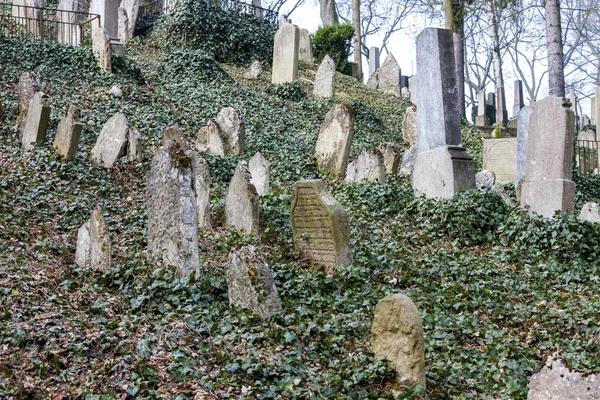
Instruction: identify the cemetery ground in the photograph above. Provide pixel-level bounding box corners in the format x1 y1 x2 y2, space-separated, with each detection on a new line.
2 35 600 399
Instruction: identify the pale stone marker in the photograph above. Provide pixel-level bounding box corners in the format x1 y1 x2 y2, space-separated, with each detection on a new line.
368 46 380 77
487 92 495 109
291 179 351 272
90 0 119 38
147 141 202 277
117 7 129 43
371 293 426 389
127 126 143 161
225 245 282 320
367 52 401 96
191 153 211 229
16 71 41 128
483 138 517 183
248 152 270 196
108 85 122 97
515 105 533 191
246 60 264 79
225 160 260 236
298 28 313 63
313 55 336 98
314 104 354 179
520 96 575 218
76 206 112 270
53 105 83 161
345 148 386 184
91 113 130 168
92 28 112 73
120 0 139 38
12 0 41 36
411 28 475 199
402 106 417 145
21 92 51 151
75 221 91 266
513 80 524 117
527 354 600 399
578 130 596 142
475 90 490 127
163 125 190 149
580 202 600 223
216 107 246 156
409 75 417 104
496 87 508 126
272 23 299 84
475 170 496 189
568 91 577 130
57 0 88 45
399 144 417 176
378 143 400 174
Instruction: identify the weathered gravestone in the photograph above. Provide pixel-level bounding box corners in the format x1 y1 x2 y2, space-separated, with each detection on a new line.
378 143 400 174
513 80 524 117
91 112 130 168
411 28 475 199
147 141 210 276
57 0 88 45
117 7 129 44
409 75 417 104
16 71 41 129
578 129 596 142
21 92 51 151
580 202 600 223
248 152 270 196
596 87 600 131
496 87 509 126
90 0 119 38
298 28 313 63
475 90 490 127
92 28 112 73
515 105 533 194
246 60 264 79
313 55 336 98
475 170 496 189
121 0 140 38
216 107 246 156
127 126 143 161
399 144 417 176
345 148 386 184
367 52 401 96
314 104 354 179
291 179 351 272
225 161 260 236
568 91 578 130
163 124 190 150
527 354 600 400
371 293 426 389
520 96 575 218
225 245 282 320
197 120 225 156
75 206 112 270
483 138 517 183
12 0 41 36
272 23 299 84
53 105 83 161
402 106 417 145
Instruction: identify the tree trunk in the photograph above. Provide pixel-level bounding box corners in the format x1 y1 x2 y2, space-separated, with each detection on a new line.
352 0 362 81
545 0 565 97
443 0 465 117
320 0 338 26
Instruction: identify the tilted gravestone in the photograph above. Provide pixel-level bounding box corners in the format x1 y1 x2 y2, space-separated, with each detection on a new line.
314 104 354 179
248 152 270 196
225 160 260 236
91 113 130 168
402 106 417 145
528 354 600 399
216 106 246 156
16 72 41 129
75 206 112 270
345 148 386 184
272 23 299 84
121 0 140 38
246 60 264 79
378 143 400 174
92 28 112 73
483 138 517 183
313 55 336 98
117 7 129 44
515 105 533 195
371 293 426 389
298 28 313 63
225 245 282 320
520 96 575 218
411 28 475 199
291 179 351 272
53 105 83 161
21 91 51 151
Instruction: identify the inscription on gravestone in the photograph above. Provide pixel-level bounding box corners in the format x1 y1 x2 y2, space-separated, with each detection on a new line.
483 138 517 183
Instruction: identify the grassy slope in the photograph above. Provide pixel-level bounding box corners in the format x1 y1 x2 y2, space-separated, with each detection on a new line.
1 32 600 399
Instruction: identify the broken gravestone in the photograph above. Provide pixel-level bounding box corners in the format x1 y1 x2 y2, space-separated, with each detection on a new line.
162 125 190 149
345 148 386 184
53 105 83 161
197 120 224 156
225 245 282 320
249 152 270 196
291 179 351 273
91 113 130 168
16 71 41 129
399 144 417 176
75 206 112 270
314 104 354 179
313 55 336 98
246 60 264 79
579 202 600 223
371 293 426 389
527 354 600 399
225 160 260 236
21 91 51 151
379 143 400 174
475 170 496 189
402 106 417 145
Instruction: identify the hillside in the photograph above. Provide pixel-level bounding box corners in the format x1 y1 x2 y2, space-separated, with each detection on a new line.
2 16 600 399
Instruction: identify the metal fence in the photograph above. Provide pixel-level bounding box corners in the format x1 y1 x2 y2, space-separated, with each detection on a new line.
575 140 599 174
0 1 100 46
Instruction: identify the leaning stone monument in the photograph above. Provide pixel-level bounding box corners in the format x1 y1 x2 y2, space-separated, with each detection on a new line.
91 113 130 168
21 91 51 151
291 179 351 272
367 52 401 96
272 23 299 84
53 105 83 161
520 96 575 218
314 104 354 179
411 28 475 199
16 72 41 128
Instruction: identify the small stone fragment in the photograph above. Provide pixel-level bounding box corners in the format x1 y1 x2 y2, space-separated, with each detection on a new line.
162 125 190 150
246 60 264 79
402 106 417 145
108 85 123 97
527 354 600 399
475 170 496 189
579 202 600 223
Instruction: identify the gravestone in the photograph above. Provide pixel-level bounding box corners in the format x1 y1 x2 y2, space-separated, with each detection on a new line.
568 91 577 130
409 75 417 104
515 105 533 192
378 143 400 174
487 92 496 108
216 107 246 156
581 114 590 127
399 144 417 176
483 138 517 183
496 87 508 126
272 23 299 84
345 148 386 184
252 0 263 17
91 113 130 168
147 141 203 277
475 170 496 189
371 294 426 389
246 60 264 79
248 152 270 196
117 7 129 43
21 92 51 151
12 0 41 36
127 126 143 161
513 80 524 117
92 28 112 73
401 87 410 99
401 76 410 88
90 0 119 38
313 55 336 98
528 354 600 399
580 202 600 223
402 106 417 145
298 28 313 63
291 179 351 272
53 105 83 161
475 90 490 127
367 53 401 96
191 153 211 228
368 46 380 77
520 96 575 218
197 120 226 156
578 130 596 142
120 0 139 38
16 71 41 128
75 222 91 266
162 125 190 149
225 245 282 320
314 104 354 179
411 28 475 199
75 206 111 270
224 161 260 236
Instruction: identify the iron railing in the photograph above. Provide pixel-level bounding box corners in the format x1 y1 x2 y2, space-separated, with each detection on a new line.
0 1 100 46
575 140 599 174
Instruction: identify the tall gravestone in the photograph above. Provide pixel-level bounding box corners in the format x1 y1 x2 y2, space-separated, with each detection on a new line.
515 105 533 192
272 23 299 84
314 55 336 98
216 107 246 156
314 104 354 179
92 28 112 73
520 96 575 218
53 105 83 161
57 0 88 46
90 0 119 38
16 71 41 129
496 87 508 126
368 46 380 77
291 179 351 272
475 90 490 127
298 28 313 63
21 91 51 151
513 80 524 117
225 161 260 236
411 28 475 199
367 53 401 96
121 0 140 38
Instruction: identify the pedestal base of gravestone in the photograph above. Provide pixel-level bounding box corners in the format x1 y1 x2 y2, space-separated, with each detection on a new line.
475 115 490 127
520 179 575 218
412 145 475 199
